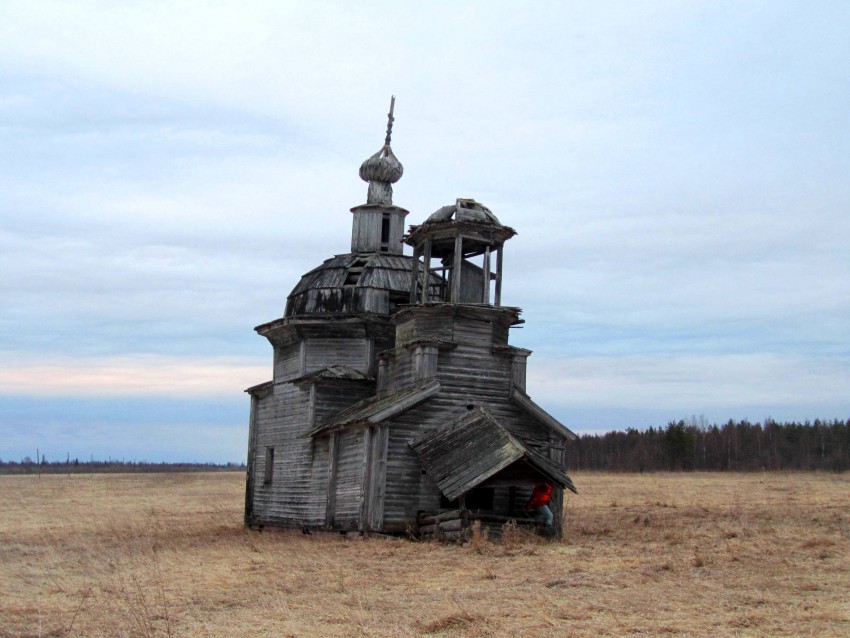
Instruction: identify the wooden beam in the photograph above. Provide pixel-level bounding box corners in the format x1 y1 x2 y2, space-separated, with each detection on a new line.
409 245 420 303
483 245 491 304
325 431 339 528
359 426 373 531
243 395 259 525
421 239 432 304
495 246 503 306
371 424 388 530
451 234 463 302
418 509 461 525
367 379 441 423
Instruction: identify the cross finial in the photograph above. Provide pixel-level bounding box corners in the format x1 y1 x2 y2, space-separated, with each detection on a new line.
384 95 395 147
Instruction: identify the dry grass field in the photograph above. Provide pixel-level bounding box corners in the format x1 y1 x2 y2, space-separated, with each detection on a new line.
1 471 848 637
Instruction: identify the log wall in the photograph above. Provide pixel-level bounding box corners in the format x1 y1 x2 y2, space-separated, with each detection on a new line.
305 338 369 374
274 342 303 382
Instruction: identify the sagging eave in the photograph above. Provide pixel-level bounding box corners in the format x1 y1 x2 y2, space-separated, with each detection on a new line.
510 386 577 441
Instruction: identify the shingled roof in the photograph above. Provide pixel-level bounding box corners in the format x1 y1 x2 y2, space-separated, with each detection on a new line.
409 406 577 501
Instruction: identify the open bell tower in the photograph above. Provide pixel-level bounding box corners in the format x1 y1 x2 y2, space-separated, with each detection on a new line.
405 198 516 305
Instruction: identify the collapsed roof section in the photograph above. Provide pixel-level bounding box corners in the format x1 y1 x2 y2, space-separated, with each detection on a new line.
410 406 577 501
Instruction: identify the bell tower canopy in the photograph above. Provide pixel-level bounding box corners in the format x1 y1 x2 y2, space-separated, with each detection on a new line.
351 96 408 255
405 198 516 306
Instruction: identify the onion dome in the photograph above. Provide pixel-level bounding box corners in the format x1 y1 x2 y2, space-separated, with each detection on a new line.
359 147 403 185
359 96 403 206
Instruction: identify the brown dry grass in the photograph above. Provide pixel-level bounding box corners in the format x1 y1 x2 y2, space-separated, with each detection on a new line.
1 472 848 637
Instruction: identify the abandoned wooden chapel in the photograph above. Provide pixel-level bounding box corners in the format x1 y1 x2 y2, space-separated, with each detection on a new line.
244 100 577 539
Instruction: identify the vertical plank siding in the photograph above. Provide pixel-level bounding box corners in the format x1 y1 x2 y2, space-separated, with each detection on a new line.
383 409 431 529
388 349 414 393
351 210 382 253
331 427 367 528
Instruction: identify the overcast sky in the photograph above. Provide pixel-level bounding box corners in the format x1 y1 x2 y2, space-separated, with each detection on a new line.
2 1 848 463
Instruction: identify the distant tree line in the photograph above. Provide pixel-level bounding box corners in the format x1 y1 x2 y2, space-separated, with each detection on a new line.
0 458 246 475
4 418 848 475
566 418 850 472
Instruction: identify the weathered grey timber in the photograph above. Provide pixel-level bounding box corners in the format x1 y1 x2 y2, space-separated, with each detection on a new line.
410 406 577 501
244 100 578 538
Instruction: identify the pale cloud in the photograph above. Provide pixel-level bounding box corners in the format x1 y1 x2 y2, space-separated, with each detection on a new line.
0 354 267 397
527 353 850 414
0 1 848 459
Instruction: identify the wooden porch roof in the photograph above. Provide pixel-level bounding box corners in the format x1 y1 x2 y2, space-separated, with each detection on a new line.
409 407 577 501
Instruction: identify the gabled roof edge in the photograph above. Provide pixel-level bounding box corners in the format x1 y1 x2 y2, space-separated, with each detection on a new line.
245 380 273 396
510 386 577 440
410 406 577 500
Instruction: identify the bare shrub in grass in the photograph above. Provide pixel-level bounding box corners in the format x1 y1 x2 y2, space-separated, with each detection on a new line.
468 520 489 553
500 519 520 551
419 610 483 634
104 538 177 638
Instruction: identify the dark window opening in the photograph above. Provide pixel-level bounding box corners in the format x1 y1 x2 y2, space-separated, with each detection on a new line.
381 214 391 243
440 487 495 511
344 259 368 286
263 447 274 485
466 487 495 510
388 290 408 311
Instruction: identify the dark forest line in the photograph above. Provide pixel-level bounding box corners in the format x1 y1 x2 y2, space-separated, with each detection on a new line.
567 418 849 473
3 418 848 475
0 459 245 475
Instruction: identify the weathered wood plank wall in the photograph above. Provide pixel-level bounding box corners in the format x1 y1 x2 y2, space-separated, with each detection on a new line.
305 338 369 374
274 343 304 381
331 427 366 528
